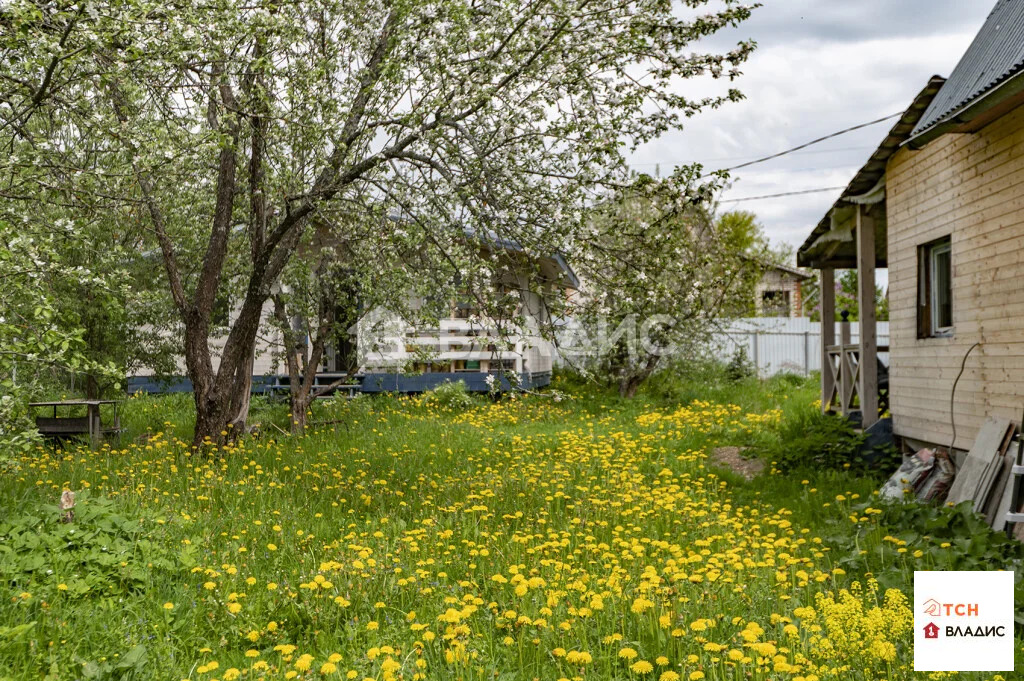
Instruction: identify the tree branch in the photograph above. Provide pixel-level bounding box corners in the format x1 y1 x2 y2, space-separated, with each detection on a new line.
193 62 241 323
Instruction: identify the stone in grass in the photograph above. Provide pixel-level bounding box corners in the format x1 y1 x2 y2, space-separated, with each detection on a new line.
710 446 765 481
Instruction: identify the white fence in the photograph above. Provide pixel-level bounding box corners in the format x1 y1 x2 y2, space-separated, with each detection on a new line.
712 317 890 377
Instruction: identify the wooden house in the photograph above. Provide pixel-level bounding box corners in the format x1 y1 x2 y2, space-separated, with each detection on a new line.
356 245 577 393
797 0 1024 449
128 233 577 395
754 263 812 318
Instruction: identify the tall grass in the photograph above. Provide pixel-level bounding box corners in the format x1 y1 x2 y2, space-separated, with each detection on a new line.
1 369 1018 679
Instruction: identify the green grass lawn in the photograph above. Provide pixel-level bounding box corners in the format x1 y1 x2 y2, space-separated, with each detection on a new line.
1 370 1019 680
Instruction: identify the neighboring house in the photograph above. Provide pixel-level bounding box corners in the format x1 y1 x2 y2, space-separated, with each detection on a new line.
754 263 811 318
797 0 1024 450
128 233 578 394
356 245 578 393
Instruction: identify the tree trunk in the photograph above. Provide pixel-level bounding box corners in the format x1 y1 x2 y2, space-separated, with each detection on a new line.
286 340 309 434
273 293 315 434
617 355 660 399
189 270 277 446
291 391 311 432
85 374 100 400
619 376 641 399
228 349 254 436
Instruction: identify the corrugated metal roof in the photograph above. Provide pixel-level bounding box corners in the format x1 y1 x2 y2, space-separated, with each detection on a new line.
797 76 945 268
463 226 581 290
911 0 1024 137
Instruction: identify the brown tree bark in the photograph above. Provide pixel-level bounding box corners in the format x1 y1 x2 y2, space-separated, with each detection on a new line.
272 293 335 434
109 9 457 447
618 355 661 399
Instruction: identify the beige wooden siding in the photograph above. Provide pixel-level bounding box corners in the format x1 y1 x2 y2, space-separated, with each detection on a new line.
886 102 1024 448
136 300 282 378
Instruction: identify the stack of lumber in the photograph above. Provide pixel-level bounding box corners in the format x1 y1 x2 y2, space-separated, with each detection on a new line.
945 416 1017 532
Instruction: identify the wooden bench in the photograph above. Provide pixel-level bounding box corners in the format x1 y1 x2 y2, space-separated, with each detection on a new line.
30 400 120 448
35 416 91 436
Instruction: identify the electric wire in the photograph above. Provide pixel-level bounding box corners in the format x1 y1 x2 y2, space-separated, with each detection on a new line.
718 186 847 203
703 111 903 177
949 341 981 468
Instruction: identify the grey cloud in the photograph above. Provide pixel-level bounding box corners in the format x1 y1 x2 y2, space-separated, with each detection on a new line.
706 0 993 49
627 1 999 258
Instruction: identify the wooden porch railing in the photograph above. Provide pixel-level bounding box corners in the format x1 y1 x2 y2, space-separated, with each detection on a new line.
815 204 883 429
823 320 888 423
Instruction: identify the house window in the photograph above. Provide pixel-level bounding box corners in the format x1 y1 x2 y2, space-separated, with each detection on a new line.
761 290 790 317
918 237 952 337
489 359 517 372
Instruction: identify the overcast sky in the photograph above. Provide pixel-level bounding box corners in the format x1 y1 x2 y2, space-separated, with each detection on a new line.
629 0 995 263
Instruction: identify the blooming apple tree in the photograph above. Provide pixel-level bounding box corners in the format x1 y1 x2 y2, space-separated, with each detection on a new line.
1 0 756 444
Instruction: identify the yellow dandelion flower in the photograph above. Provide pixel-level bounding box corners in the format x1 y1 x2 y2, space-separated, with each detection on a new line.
630 660 654 674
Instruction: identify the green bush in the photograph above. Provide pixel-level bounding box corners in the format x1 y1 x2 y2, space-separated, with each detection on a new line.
880 501 1024 569
422 380 475 409
831 500 1024 596
755 406 889 474
725 346 755 382
770 371 806 388
638 358 730 403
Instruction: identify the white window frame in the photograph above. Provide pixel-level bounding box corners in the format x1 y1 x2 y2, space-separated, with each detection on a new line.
929 240 952 335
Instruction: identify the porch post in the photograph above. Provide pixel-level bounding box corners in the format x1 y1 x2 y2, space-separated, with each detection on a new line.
856 205 878 428
820 267 835 414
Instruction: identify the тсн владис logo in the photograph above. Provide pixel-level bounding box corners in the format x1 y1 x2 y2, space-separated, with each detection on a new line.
920 597 1007 638
914 571 1013 672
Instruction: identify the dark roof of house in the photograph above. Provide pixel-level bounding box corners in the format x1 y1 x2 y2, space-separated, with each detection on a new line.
767 262 813 280
743 254 811 280
911 0 1024 138
463 227 580 289
382 212 580 289
797 76 946 268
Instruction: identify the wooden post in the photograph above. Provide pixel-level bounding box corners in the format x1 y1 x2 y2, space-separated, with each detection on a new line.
840 317 852 415
751 332 759 374
857 206 878 428
88 403 99 448
820 268 835 413
803 331 810 376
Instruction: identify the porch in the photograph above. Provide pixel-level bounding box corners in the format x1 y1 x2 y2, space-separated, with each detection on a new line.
796 77 945 429
800 203 887 429
822 314 890 426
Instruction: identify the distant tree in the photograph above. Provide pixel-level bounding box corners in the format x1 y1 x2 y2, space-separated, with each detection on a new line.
271 258 364 434
0 219 119 454
715 210 804 316
0 151 181 400
717 210 797 267
268 216 422 433
572 177 761 398
807 270 888 322
49 222 179 398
